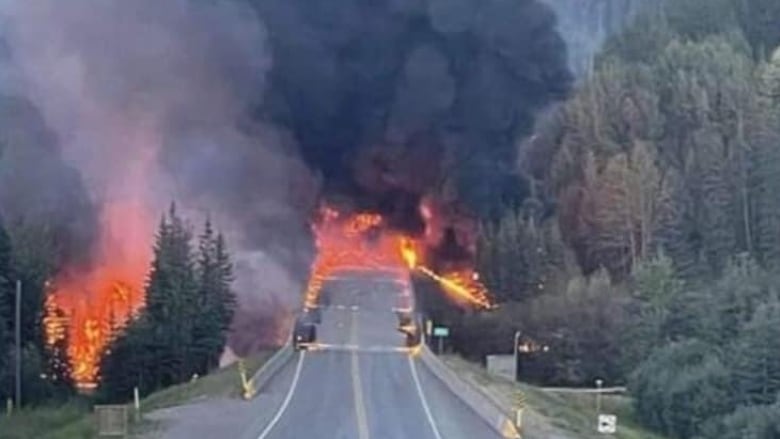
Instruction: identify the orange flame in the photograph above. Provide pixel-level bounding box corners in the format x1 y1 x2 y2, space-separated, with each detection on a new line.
417 267 493 309
43 201 152 389
303 205 493 310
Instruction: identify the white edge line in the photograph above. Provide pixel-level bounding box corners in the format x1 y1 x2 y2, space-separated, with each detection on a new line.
256 351 306 439
409 355 444 439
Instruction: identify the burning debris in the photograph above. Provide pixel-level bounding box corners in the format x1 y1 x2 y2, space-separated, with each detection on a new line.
304 204 494 310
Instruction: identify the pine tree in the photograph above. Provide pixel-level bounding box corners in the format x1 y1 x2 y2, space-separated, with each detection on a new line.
137 204 198 387
101 205 240 401
192 219 236 373
752 51 780 266
732 297 780 405
213 232 236 330
0 220 12 400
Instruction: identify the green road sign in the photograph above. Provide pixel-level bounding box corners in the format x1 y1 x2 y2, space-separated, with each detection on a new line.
433 327 449 337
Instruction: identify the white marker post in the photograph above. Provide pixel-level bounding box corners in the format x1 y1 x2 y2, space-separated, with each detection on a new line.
133 387 140 421
14 280 21 409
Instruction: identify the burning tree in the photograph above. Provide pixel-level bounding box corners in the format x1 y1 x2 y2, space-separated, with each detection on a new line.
99 206 236 401
43 201 152 390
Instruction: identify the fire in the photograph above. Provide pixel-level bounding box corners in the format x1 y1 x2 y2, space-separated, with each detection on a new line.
417 267 493 309
304 207 409 307
303 205 493 310
400 237 418 269
43 201 152 389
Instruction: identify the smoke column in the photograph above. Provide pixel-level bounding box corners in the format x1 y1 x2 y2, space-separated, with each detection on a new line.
0 0 315 358
252 0 571 226
0 0 571 356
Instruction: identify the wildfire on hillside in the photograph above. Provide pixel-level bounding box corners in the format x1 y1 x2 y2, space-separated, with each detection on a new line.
303 203 494 310
43 201 152 390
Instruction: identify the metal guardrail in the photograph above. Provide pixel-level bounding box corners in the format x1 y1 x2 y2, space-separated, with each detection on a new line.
244 343 296 399
540 386 627 394
418 344 521 439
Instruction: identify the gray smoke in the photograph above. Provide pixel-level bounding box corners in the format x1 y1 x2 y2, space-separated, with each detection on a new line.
1 0 574 351
0 0 315 329
538 0 659 78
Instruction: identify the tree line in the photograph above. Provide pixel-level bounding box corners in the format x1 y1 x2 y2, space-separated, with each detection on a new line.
0 204 236 405
420 1 780 438
99 205 236 402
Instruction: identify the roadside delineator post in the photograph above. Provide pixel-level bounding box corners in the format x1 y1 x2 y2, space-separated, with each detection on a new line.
514 391 527 434
6 398 12 416
238 359 255 400
133 387 140 422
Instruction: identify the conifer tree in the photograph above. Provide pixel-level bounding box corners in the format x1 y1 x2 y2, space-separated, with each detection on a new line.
732 297 780 405
0 220 12 400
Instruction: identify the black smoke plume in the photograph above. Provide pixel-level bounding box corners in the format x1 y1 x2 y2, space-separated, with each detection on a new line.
0 0 571 350
254 0 571 227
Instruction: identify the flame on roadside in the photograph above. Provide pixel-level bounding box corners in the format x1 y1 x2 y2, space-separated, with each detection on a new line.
43 201 152 390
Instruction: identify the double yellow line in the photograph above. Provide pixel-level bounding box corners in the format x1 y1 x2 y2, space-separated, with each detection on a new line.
349 309 371 439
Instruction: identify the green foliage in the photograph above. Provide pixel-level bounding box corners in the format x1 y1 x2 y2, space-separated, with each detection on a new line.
519 270 628 385
700 398 780 439
630 340 733 439
625 256 780 438
429 2 780 437
477 209 559 302
0 219 12 400
730 297 780 405
622 253 684 373
192 220 236 373
100 205 236 402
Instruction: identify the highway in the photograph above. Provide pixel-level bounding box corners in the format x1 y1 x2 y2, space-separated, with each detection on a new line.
241 273 505 439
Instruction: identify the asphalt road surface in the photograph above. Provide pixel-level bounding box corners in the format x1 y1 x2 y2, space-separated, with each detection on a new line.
240 272 504 439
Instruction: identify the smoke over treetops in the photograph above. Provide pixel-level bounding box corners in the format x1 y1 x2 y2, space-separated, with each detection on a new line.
0 0 570 348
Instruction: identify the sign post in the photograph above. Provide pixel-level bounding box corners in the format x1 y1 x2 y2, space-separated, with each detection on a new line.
432 327 449 354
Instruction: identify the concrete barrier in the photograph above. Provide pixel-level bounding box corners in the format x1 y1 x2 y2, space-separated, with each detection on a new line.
246 343 295 398
418 345 520 438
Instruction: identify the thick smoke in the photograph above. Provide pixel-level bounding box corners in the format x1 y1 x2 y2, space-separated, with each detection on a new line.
0 0 316 349
0 0 570 350
255 0 571 226
0 94 97 266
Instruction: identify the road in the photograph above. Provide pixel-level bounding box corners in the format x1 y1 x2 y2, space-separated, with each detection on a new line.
241 273 504 439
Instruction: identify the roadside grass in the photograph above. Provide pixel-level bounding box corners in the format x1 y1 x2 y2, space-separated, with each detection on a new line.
141 351 272 412
0 352 273 439
516 383 666 439
0 401 94 439
441 355 667 439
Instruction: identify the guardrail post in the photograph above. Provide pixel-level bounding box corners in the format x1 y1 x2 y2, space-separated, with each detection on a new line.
514 391 526 433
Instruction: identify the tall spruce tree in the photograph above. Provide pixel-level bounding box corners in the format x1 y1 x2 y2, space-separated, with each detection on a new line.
0 220 12 400
101 206 237 401
731 297 780 405
192 219 235 372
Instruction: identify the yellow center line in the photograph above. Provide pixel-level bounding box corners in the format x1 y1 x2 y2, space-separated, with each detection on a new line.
350 309 371 439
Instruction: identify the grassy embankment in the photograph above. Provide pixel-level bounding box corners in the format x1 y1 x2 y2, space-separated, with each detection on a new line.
0 352 272 439
441 355 668 439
